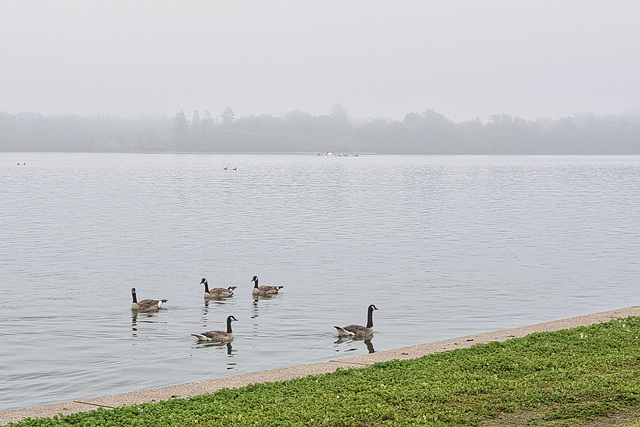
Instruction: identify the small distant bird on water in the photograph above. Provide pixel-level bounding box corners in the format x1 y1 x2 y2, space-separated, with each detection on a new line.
233 167 237 171
335 304 378 338
130 288 167 312
224 167 228 170
192 315 238 342
251 276 283 296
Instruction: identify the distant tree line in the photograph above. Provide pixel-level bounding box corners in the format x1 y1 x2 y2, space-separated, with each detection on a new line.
1 104 640 154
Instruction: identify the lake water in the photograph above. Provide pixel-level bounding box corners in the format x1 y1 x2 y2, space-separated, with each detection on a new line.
1 153 640 411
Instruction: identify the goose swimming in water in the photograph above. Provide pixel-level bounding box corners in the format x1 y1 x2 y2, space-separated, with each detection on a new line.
192 315 238 342
130 288 167 312
251 276 283 296
335 304 378 338
200 278 236 299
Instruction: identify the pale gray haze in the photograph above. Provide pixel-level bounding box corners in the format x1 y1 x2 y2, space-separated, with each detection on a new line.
2 1 639 122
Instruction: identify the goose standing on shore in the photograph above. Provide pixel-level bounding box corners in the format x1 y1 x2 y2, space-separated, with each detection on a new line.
192 315 238 342
335 304 378 338
251 276 283 296
200 278 236 299
130 288 167 312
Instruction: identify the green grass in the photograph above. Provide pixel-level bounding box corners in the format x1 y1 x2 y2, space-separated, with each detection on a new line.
9 316 640 426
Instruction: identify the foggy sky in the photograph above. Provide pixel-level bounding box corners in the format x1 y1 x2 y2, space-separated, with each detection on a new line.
2 1 639 122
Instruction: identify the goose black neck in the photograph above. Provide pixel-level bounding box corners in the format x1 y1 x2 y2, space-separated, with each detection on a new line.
131 289 138 304
253 278 259 289
203 280 210 293
226 316 234 333
366 306 375 328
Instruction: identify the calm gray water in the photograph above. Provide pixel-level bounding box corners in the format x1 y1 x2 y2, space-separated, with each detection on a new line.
1 153 640 411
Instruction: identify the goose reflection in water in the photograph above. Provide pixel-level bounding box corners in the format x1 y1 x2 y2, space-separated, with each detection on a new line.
204 298 231 308
198 341 235 355
251 291 280 319
131 311 163 337
202 299 232 322
335 336 376 354
131 312 138 335
252 293 277 302
251 298 260 319
364 339 375 354
202 300 210 316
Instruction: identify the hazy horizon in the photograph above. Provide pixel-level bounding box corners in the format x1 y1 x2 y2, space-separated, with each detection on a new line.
2 1 639 123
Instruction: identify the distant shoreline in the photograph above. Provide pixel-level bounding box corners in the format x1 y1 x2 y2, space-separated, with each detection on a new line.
3 110 640 155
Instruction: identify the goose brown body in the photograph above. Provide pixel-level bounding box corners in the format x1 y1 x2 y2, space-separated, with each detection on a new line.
200 278 236 299
335 304 378 338
251 276 283 296
192 315 237 342
130 288 167 312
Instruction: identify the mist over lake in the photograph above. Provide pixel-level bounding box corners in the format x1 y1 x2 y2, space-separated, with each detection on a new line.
1 153 639 411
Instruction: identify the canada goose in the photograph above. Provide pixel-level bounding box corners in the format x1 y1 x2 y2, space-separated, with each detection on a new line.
200 278 236 299
251 276 283 296
192 315 238 342
130 288 167 312
335 304 378 338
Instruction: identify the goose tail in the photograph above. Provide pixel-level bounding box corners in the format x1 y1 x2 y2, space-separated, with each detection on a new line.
191 334 207 340
334 326 355 337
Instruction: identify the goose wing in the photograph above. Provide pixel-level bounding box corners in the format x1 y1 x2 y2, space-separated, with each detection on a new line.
257 285 283 294
335 324 372 337
136 299 160 310
191 331 232 341
207 287 234 297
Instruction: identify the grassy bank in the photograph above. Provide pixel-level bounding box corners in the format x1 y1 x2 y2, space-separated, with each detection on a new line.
10 316 640 426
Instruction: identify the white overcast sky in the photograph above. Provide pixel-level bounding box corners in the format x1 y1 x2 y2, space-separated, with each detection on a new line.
2 1 639 122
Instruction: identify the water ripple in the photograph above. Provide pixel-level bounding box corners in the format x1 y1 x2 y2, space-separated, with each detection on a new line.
1 153 640 410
